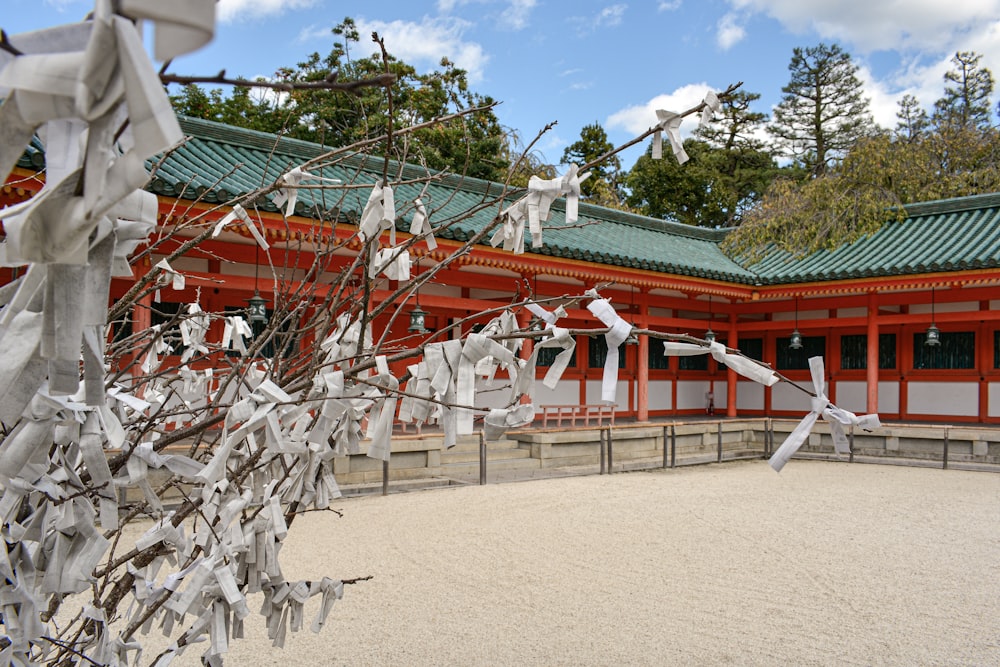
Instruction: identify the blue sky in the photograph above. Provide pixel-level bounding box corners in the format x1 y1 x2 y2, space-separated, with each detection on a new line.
7 1 1000 168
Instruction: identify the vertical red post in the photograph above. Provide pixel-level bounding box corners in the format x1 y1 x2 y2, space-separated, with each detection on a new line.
866 291 879 414
727 312 739 417
637 289 649 421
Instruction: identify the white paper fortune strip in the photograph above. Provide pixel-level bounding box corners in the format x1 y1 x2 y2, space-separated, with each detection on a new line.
490 164 591 255
662 340 779 387
652 110 687 163
270 166 341 218
358 180 396 244
408 198 437 250
769 356 881 472
585 293 633 404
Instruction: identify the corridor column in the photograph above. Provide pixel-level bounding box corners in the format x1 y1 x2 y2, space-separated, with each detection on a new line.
727 312 739 417
637 288 650 421
866 291 879 414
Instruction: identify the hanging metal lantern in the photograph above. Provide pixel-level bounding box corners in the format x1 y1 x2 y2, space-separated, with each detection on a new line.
789 329 803 350
408 305 429 333
704 327 716 343
247 291 268 324
925 323 941 347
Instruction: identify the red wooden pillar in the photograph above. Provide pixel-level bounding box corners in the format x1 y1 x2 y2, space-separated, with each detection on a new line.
518 308 533 406
727 312 739 417
636 290 649 421
866 291 879 414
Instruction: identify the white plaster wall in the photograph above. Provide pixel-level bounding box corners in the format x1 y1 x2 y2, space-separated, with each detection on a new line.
837 307 867 318
677 381 712 410
713 381 728 410
772 381 813 413
836 381 900 415
907 382 979 417
648 380 672 410
836 382 866 413
990 383 1000 417
737 381 764 411
534 380 580 406
585 380 627 407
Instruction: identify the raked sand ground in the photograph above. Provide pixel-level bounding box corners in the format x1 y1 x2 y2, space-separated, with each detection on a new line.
161 460 999 666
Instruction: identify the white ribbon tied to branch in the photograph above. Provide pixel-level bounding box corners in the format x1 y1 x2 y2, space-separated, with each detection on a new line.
652 91 720 163
491 165 590 254
652 110 687 164
662 340 780 387
358 180 396 244
271 166 341 218
585 292 633 404
769 356 881 472
512 303 574 400
212 202 268 250
408 198 437 250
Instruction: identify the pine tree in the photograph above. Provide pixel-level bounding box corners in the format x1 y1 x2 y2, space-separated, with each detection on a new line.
561 122 621 202
932 51 995 131
894 94 930 143
768 43 874 176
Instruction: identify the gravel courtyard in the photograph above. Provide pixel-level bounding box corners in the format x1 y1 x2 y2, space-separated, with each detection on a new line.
172 460 999 666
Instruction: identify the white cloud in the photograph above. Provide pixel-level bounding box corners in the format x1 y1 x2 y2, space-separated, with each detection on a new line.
348 16 490 83
217 0 318 23
716 13 746 50
727 0 1000 55
606 83 715 136
499 0 538 30
728 1 1000 130
571 4 628 36
658 1 682 10
597 4 628 28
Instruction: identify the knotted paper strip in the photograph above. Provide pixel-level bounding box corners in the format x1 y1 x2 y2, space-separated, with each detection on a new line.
358 181 396 244
662 340 779 387
408 198 437 250
212 203 269 250
652 110 687 163
271 166 341 218
586 294 633 404
491 165 591 254
769 356 881 472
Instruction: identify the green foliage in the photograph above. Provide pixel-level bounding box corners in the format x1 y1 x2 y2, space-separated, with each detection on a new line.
625 91 781 227
933 51 995 131
561 122 620 201
895 94 930 142
723 126 1000 261
169 18 510 181
768 43 875 176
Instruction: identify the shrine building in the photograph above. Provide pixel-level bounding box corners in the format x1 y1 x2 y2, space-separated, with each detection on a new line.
4 116 1000 424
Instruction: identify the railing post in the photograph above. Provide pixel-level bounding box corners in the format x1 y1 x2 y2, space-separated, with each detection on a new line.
382 459 389 496
662 426 669 469
606 426 614 473
763 418 770 457
717 421 723 463
670 424 677 468
599 427 607 475
479 429 487 485
943 427 949 470
849 424 855 464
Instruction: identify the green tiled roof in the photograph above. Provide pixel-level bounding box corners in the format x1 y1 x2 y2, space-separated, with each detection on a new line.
14 116 1000 286
747 193 1000 284
155 117 756 283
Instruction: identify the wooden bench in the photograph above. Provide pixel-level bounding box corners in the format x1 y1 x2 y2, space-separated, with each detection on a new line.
540 404 615 428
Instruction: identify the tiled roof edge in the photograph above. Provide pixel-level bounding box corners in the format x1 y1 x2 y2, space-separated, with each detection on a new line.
902 192 1000 217
176 116 730 243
